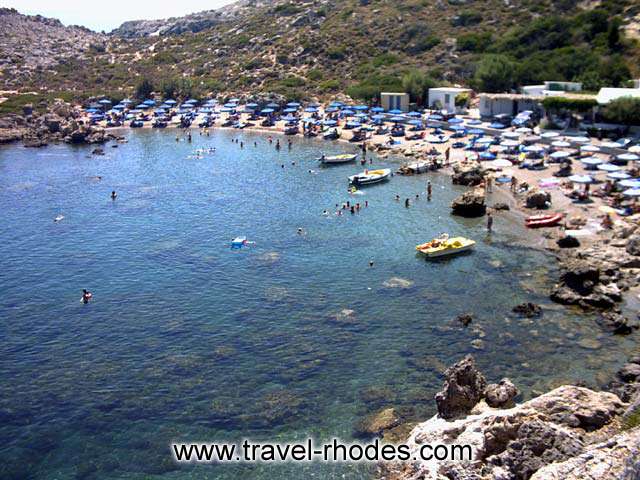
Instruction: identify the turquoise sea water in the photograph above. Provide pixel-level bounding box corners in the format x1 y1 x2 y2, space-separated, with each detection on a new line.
0 129 635 479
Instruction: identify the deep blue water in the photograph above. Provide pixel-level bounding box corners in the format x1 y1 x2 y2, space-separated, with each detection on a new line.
0 129 635 479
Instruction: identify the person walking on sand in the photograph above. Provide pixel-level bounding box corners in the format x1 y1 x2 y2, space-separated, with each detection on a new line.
486 174 493 193
445 147 451 165
487 212 493 232
511 176 518 193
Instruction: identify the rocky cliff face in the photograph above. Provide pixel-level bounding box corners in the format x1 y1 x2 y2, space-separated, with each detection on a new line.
0 8 105 89
380 356 640 480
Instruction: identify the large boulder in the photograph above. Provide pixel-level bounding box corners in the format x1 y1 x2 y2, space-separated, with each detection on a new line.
525 189 552 209
598 312 639 335
627 235 640 256
435 355 487 419
485 378 519 408
452 165 484 186
451 189 486 217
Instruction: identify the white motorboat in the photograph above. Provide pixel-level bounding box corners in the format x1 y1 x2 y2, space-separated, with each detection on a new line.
348 168 392 186
319 153 357 164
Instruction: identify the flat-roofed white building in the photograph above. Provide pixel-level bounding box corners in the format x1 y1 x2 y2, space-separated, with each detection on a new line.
596 88 640 105
428 87 472 113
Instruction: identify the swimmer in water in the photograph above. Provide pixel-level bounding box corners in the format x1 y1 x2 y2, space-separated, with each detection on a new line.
111 190 117 200
369 260 374 267
81 289 92 304
395 195 400 201
297 227 304 235
405 198 410 208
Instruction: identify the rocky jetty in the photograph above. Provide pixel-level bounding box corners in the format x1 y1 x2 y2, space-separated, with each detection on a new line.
452 165 484 187
380 356 639 480
0 102 112 146
451 189 486 217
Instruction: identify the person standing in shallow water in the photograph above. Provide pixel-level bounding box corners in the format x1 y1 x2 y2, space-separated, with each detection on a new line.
427 181 432 200
111 190 117 200
487 212 493 232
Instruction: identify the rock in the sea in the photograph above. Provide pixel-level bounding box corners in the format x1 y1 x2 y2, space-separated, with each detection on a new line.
451 189 486 217
485 378 519 408
598 311 639 335
512 302 542 318
435 355 487 419
383 277 414 289
452 165 484 186
626 235 640 256
491 202 510 211
525 190 552 209
456 313 473 327
557 235 580 249
354 407 400 437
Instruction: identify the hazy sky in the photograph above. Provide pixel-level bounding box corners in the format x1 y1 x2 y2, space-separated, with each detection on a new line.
4 0 237 32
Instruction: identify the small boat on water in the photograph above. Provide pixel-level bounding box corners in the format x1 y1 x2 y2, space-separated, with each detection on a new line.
348 168 391 186
399 160 430 175
231 236 247 248
319 153 357 164
416 234 475 258
525 213 563 229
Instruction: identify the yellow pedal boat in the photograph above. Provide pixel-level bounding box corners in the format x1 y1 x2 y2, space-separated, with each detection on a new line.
416 235 475 258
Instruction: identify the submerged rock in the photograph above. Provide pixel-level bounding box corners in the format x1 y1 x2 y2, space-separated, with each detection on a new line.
354 407 401 438
383 277 414 289
512 302 542 318
435 355 487 419
598 311 639 335
456 313 473 327
451 189 486 217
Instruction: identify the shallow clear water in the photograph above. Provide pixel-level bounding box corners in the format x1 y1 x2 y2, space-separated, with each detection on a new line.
0 129 635 479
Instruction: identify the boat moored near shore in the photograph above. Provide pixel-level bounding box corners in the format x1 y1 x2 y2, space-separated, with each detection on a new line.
348 168 391 186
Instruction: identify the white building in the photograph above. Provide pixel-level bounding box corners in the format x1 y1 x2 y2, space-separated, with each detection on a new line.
380 92 410 112
522 81 583 97
427 87 472 113
596 88 640 105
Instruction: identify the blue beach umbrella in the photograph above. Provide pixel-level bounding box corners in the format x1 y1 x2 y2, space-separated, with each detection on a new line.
287 102 301 108
468 128 484 135
261 108 275 115
371 107 385 113
283 108 298 114
372 114 385 121
388 109 403 115
98 99 111 105
597 163 620 172
623 188 640 197
281 115 298 122
450 124 466 131
266 103 279 109
619 179 640 189
407 111 422 117
345 121 362 128
466 119 482 125
490 122 507 129
608 171 631 180
480 151 496 160
448 117 463 124
408 119 423 126
341 109 355 116
429 114 443 121
305 107 319 113
390 116 404 122
354 105 369 111
164 99 177 105
246 103 259 108
323 120 337 126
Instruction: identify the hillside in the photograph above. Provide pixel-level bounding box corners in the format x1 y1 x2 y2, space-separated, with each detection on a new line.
1 0 639 103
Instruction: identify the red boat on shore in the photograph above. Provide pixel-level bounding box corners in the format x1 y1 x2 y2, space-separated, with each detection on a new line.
525 213 564 229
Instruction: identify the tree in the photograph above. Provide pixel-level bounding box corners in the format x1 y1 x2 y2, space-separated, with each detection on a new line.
607 17 622 52
603 97 640 126
135 78 154 101
401 70 437 106
473 55 515 93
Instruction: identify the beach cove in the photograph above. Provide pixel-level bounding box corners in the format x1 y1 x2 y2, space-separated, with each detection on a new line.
0 127 637 479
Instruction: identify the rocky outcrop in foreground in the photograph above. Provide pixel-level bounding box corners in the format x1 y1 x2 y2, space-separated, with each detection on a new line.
380 356 639 480
451 189 486 217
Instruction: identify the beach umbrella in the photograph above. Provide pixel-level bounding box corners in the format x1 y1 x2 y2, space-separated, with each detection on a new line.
260 108 275 114
372 114 385 121
628 145 640 153
466 119 482 125
623 188 640 197
569 136 590 144
304 107 319 113
490 122 507 129
448 117 463 124
581 157 604 167
469 128 485 135
283 108 297 114
601 141 622 148
228 98 240 103
341 109 355 116
569 174 594 184
388 109 403 115
121 99 133 104
550 150 570 160
617 153 639 162
581 145 600 152
407 111 422 117
619 179 640 189
220 107 233 113
608 171 631 180
428 114 443 121
502 131 520 139
450 124 466 131
246 103 259 108
500 140 520 147
164 99 177 105
323 120 337 126
143 99 156 105
136 104 148 109
390 116 404 122
476 136 495 144
524 145 544 153
287 102 301 108
515 127 532 134
409 119 423 126
266 103 279 109
552 140 571 148
479 151 496 160
85 108 99 113
345 121 362 128
353 105 369 111
329 101 344 107
355 113 369 118
371 107 385 113
540 131 560 139
597 163 621 172
224 103 237 108
98 99 112 105
490 159 513 168
281 115 298 122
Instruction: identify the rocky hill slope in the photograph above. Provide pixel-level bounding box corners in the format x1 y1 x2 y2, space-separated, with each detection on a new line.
1 0 640 101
